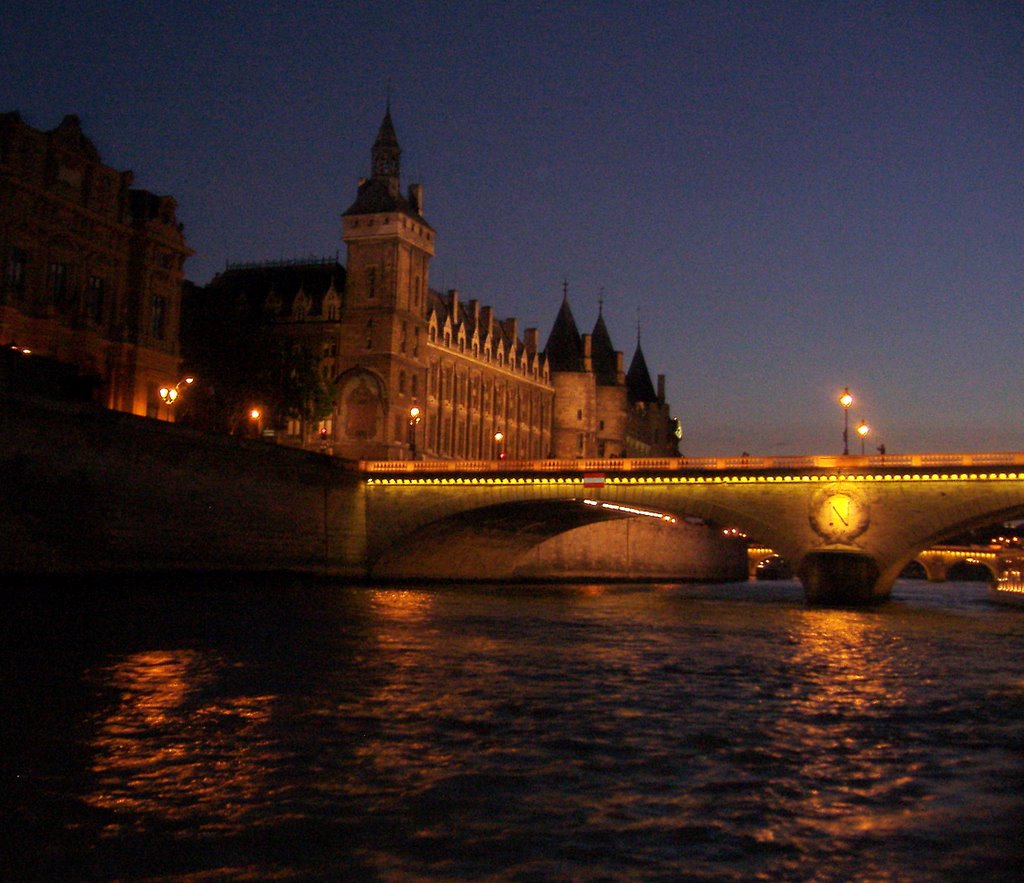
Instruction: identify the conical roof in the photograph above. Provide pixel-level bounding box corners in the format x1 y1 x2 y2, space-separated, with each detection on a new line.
590 307 618 386
544 291 583 372
626 341 658 403
371 107 401 183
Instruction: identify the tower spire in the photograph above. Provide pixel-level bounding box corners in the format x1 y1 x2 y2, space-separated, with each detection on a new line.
371 102 401 194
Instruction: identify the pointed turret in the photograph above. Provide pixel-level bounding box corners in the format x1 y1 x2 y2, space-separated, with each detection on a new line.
343 106 430 224
544 282 583 371
590 301 619 386
626 337 658 404
371 106 401 194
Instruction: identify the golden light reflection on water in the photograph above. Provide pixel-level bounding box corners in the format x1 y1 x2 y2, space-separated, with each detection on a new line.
774 609 921 843
85 649 278 833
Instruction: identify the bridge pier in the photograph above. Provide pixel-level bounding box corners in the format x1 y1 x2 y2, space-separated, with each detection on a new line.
798 551 887 607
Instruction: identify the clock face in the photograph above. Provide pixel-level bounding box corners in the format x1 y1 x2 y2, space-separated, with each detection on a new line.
809 488 870 543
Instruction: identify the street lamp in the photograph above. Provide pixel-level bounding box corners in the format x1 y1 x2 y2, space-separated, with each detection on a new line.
159 375 194 405
494 430 505 460
856 420 870 455
408 405 421 460
839 387 853 455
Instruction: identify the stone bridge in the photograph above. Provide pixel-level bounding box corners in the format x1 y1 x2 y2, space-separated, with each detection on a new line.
360 453 1024 606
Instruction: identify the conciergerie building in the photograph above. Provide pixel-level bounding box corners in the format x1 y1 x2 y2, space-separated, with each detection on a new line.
202 107 681 461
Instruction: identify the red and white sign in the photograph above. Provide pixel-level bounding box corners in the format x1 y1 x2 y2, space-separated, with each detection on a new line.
583 473 605 488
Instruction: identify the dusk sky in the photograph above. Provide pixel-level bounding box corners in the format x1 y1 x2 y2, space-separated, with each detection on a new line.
5 1 1022 456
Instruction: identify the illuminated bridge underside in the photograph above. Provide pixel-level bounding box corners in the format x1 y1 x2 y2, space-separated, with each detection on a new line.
362 454 1024 606
371 500 634 579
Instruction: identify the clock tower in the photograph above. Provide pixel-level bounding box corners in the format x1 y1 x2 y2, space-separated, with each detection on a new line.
336 107 436 459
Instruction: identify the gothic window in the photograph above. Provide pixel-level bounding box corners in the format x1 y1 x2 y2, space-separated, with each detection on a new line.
411 374 418 397
413 327 420 356
47 261 68 304
577 409 583 421
150 295 166 340
6 247 26 292
399 370 406 394
86 276 104 323
401 321 407 353
429 326 436 344
444 331 451 347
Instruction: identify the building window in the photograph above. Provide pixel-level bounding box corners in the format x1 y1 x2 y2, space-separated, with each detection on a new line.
366 267 377 299
413 326 420 356
577 409 583 421
86 276 104 323
399 370 406 394
599 420 605 431
47 261 69 304
150 295 167 339
6 247 26 292
365 319 374 349
411 374 418 396
401 321 407 353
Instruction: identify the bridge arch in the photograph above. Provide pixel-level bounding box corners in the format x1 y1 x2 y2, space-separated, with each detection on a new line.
369 498 746 582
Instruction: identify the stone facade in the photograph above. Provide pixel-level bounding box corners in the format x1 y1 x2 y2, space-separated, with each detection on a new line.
544 289 680 459
193 107 677 461
0 113 192 418
202 109 554 460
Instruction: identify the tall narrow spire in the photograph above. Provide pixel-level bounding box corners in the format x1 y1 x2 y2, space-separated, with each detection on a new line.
371 105 401 193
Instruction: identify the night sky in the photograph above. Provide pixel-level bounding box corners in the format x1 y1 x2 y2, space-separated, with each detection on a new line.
6 2 1022 456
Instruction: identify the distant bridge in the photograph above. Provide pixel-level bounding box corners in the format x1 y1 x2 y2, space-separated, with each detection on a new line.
360 452 1024 606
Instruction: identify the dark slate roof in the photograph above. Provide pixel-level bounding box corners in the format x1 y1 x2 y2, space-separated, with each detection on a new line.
544 294 584 372
343 177 431 222
626 342 658 403
342 108 432 226
590 309 619 386
206 260 346 317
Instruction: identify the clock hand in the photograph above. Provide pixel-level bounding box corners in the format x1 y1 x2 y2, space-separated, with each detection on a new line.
831 503 849 526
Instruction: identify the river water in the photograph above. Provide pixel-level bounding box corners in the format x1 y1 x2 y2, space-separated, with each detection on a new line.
4 577 1024 881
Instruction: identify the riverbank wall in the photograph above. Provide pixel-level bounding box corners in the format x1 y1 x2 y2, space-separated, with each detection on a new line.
0 394 366 576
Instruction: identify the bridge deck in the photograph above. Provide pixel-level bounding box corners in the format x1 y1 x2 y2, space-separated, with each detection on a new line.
361 452 1024 474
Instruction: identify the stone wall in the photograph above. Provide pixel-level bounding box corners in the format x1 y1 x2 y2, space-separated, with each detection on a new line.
0 394 366 576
